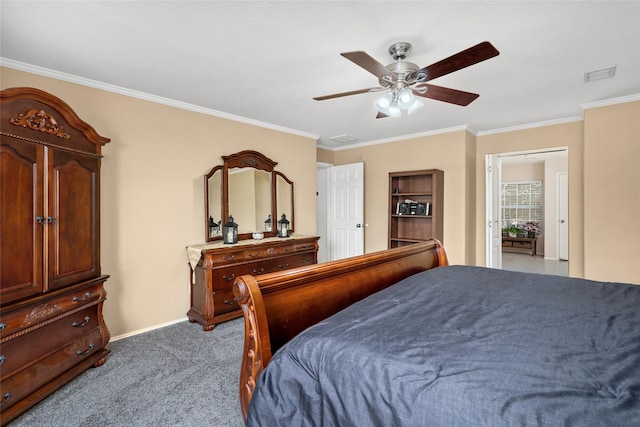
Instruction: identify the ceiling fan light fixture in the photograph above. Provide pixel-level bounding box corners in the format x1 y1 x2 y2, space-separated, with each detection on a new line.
374 92 393 114
397 88 415 109
407 99 424 115
387 102 401 117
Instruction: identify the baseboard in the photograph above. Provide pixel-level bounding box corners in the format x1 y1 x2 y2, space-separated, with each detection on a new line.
110 316 189 342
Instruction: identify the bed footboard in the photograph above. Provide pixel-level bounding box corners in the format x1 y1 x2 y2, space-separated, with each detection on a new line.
233 239 448 421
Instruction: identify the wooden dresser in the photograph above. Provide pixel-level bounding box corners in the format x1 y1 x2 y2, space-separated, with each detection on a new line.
0 87 110 424
187 235 319 330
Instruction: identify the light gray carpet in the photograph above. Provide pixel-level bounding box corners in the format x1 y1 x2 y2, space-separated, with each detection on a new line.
9 318 245 427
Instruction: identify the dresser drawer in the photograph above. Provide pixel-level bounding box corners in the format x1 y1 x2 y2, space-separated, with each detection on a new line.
212 260 273 291
512 241 532 249
293 241 317 252
272 253 316 271
1 306 100 379
0 327 105 412
207 249 249 265
212 289 241 315
0 282 105 340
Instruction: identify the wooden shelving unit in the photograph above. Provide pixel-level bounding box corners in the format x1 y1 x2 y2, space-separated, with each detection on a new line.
388 169 444 248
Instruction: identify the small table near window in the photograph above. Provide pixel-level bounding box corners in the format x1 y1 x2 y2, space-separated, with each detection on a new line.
502 236 537 256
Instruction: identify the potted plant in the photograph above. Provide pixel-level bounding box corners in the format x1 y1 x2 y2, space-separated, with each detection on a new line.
524 222 541 238
503 224 522 238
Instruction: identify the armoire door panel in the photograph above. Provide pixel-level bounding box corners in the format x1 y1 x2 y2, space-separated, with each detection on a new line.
47 150 100 290
0 139 44 303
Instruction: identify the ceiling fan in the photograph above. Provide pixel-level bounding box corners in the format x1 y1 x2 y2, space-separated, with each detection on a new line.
313 41 499 118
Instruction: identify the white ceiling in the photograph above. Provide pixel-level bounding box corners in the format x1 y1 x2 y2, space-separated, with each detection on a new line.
2 1 639 149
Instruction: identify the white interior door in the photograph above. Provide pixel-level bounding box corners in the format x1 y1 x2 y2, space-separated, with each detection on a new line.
315 164 330 263
327 162 364 261
486 155 502 268
558 172 569 261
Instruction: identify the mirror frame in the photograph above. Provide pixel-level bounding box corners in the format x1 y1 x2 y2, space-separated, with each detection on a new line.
204 165 223 240
275 171 294 237
204 150 294 242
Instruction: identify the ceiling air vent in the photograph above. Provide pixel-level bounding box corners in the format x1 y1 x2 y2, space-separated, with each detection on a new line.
330 134 360 144
584 65 616 82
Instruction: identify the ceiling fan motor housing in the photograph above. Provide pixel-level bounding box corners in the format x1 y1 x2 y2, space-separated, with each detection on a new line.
388 42 412 60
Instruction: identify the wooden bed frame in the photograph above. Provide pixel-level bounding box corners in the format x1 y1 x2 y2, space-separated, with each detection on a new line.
232 239 449 421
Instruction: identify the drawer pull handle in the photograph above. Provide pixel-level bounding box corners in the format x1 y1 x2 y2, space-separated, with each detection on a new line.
252 268 265 275
278 263 289 270
72 316 91 328
0 355 5 365
73 292 91 302
222 274 235 281
284 247 294 252
0 392 11 407
247 251 260 258
0 322 5 331
76 343 94 356
224 297 238 305
222 255 236 261
301 258 311 264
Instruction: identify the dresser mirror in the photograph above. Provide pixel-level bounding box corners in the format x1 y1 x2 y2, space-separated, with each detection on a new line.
205 150 294 242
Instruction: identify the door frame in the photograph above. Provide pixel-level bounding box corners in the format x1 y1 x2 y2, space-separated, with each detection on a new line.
485 147 568 269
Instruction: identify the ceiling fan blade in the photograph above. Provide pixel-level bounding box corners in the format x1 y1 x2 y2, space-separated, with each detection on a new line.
376 111 389 119
341 51 392 80
411 41 499 82
313 88 378 101
416 84 480 106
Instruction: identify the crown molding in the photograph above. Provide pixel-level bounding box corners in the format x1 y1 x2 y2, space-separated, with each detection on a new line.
476 116 584 137
579 93 640 110
323 125 471 151
1 58 320 141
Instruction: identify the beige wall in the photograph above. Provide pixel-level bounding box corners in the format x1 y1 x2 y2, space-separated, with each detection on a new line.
1 67 318 337
583 101 640 284
332 129 475 265
316 147 334 164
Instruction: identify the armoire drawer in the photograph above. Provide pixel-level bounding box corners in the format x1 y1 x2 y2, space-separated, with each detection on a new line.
0 282 104 340
1 305 100 379
0 327 104 412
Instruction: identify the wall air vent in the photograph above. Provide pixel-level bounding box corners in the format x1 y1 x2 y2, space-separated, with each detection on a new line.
330 134 360 143
584 65 616 82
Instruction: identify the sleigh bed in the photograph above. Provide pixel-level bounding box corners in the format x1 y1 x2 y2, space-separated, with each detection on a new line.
232 240 640 426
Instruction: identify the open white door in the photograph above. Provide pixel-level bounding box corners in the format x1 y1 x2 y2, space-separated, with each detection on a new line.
327 162 364 261
558 172 569 261
486 155 502 268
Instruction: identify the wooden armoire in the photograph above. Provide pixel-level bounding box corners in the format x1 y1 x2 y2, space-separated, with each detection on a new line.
0 87 110 424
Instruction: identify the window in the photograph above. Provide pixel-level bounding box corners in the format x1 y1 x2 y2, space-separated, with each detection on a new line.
501 181 543 232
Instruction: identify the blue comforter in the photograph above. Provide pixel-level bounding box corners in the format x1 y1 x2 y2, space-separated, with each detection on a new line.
247 266 640 426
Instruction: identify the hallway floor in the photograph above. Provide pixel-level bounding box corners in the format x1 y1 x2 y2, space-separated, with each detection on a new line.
502 252 568 276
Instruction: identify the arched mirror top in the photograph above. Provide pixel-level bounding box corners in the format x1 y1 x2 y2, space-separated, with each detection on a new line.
222 150 277 172
205 151 294 242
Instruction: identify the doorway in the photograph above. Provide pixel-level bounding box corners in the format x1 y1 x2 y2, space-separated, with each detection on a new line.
316 162 365 262
486 148 569 276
